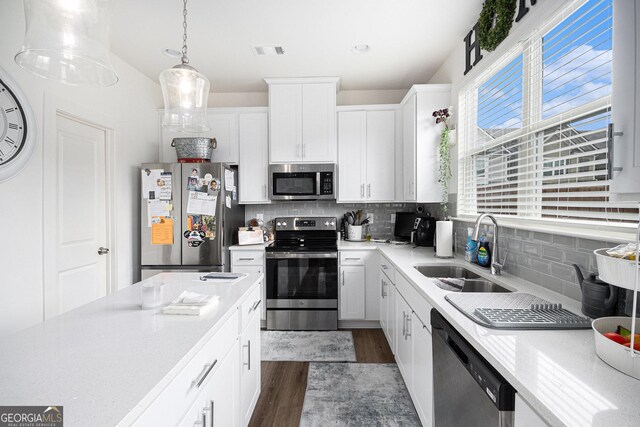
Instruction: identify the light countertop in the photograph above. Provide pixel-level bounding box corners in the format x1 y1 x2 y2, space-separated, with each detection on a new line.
0 272 262 426
229 241 273 251
375 245 640 427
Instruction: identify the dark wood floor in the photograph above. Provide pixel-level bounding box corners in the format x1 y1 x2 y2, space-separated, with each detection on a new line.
248 329 394 427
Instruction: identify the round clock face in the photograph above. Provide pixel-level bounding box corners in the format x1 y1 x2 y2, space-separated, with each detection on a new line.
0 81 27 166
0 66 35 182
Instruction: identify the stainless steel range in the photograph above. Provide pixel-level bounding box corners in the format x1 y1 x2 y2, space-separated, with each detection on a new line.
265 217 338 330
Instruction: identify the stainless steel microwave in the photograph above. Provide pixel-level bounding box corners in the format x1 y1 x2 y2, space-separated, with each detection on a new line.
269 163 336 201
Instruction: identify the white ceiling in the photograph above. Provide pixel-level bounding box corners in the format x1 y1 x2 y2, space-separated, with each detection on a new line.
110 0 483 93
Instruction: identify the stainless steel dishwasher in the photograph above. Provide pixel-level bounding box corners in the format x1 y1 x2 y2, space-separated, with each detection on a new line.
431 309 516 426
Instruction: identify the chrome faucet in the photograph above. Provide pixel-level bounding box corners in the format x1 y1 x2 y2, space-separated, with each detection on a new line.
471 213 503 275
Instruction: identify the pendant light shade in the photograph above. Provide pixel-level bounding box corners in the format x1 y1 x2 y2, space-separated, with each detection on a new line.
14 0 119 86
160 0 210 133
160 64 210 132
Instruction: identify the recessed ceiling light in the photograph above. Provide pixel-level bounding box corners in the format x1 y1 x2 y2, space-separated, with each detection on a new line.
352 44 370 54
252 45 286 56
162 48 182 58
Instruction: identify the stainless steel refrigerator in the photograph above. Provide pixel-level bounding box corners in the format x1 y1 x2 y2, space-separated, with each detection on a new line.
140 162 245 279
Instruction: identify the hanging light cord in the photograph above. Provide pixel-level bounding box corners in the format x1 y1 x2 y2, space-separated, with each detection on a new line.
181 0 189 65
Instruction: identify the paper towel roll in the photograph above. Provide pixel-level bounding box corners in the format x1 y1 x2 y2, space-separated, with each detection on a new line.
435 221 453 258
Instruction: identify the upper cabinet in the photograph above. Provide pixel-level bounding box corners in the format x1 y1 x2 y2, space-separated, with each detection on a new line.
266 77 339 164
337 107 397 202
238 110 269 204
610 0 640 201
401 84 451 203
159 109 239 164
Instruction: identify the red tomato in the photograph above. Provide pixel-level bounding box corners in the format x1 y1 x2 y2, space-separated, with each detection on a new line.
623 341 640 351
603 332 628 344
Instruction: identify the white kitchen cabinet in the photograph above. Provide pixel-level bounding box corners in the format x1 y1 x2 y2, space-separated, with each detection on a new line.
515 394 549 427
337 107 396 202
238 112 269 204
159 110 239 164
412 313 433 427
339 265 366 320
179 344 239 427
379 256 396 353
231 250 266 322
395 291 413 382
610 0 640 201
239 297 261 426
266 77 339 164
364 250 380 321
400 84 451 202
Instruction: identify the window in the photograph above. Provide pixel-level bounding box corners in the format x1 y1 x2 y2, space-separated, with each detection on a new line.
458 0 636 223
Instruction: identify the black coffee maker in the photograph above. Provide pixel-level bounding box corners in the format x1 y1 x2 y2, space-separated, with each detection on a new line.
413 213 437 247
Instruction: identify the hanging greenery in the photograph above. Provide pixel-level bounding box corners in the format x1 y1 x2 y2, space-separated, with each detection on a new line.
477 0 517 52
432 108 453 213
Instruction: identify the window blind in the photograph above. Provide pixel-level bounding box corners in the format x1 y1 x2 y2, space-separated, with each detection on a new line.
458 0 636 223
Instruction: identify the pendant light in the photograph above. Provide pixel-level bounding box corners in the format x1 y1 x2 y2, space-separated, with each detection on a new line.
15 0 119 86
159 0 210 133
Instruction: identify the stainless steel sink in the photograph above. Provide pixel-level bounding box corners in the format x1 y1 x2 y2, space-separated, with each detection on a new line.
413 264 512 293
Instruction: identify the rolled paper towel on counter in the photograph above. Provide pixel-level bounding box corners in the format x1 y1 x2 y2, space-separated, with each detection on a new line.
436 221 454 258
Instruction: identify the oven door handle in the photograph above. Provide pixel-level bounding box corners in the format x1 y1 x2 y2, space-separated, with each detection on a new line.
266 252 338 259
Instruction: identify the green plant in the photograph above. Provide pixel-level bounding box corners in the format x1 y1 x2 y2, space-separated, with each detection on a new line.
432 108 453 212
477 0 517 52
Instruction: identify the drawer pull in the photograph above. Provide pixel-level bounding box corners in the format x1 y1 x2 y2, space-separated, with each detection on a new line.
250 299 261 312
344 257 361 261
238 257 255 261
192 359 218 388
381 264 388 270
243 339 252 370
210 400 215 427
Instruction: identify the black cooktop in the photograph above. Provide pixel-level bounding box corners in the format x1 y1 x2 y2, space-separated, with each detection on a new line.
266 240 337 252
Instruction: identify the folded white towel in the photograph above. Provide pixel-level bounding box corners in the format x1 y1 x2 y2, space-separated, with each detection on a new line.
162 291 220 316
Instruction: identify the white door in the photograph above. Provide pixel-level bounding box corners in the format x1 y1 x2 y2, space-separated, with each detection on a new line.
302 83 336 162
339 266 365 320
412 316 434 427
209 113 239 164
240 312 261 425
366 110 396 201
337 111 366 202
395 294 413 382
403 97 416 201
49 114 109 316
269 84 302 163
239 112 269 203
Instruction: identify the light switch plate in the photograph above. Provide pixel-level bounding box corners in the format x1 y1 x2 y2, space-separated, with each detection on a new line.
366 213 374 224
391 213 396 223
256 213 264 220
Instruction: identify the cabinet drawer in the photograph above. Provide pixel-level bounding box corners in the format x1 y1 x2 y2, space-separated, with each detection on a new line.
380 258 395 283
240 284 262 332
340 251 369 266
134 310 239 426
231 250 265 266
395 273 433 332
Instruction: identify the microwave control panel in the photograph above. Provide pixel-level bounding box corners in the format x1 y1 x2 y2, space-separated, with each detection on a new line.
319 172 334 195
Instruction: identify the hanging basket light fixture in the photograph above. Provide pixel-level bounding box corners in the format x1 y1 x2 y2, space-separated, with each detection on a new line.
15 0 119 86
159 0 210 133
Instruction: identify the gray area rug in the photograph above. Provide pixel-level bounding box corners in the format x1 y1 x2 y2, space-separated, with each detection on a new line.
261 331 357 362
300 363 421 427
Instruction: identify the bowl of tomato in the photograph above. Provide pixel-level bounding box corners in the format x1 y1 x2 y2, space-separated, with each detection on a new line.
592 316 640 380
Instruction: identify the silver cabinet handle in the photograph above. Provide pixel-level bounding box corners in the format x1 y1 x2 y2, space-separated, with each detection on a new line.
402 311 406 338
381 279 385 298
381 264 388 270
341 270 345 286
367 184 371 198
238 257 255 261
210 400 215 427
406 314 412 338
250 299 261 313
344 257 361 261
243 340 251 370
263 184 267 199
98 247 109 255
192 359 218 388
302 144 306 159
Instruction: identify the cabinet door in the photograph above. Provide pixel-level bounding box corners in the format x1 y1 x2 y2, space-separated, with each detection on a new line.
232 265 265 322
269 84 302 163
412 316 433 427
379 271 388 331
337 111 366 202
339 266 366 320
239 113 269 203
364 250 380 321
366 110 396 201
240 312 261 426
402 96 416 201
387 283 396 354
302 83 337 162
395 294 413 385
209 113 239 164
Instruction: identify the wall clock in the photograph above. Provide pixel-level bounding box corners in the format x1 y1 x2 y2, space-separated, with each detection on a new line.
0 65 36 182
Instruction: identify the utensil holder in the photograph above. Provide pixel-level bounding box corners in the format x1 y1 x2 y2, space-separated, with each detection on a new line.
347 225 363 241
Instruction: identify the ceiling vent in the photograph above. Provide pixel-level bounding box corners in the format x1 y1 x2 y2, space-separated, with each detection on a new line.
252 45 285 56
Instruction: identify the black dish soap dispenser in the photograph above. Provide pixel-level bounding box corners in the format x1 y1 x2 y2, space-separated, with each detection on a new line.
477 236 492 268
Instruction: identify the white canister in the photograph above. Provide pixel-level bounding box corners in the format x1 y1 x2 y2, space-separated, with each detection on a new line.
435 221 454 258
141 281 164 309
347 225 363 241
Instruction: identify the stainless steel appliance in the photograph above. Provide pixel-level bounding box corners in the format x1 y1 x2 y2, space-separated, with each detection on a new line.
140 163 245 279
431 309 516 426
266 217 338 330
414 214 437 247
269 163 336 201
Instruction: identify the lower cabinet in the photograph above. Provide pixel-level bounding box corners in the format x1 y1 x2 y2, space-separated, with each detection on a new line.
412 314 433 427
180 344 239 427
339 265 366 319
239 305 261 425
338 250 380 321
395 292 413 381
231 250 266 322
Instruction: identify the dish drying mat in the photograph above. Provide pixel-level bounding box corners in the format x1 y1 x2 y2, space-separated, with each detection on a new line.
445 293 591 330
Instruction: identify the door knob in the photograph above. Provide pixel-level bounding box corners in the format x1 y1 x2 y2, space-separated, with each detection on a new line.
98 247 110 255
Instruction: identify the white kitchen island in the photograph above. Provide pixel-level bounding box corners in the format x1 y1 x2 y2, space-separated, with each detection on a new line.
0 272 263 427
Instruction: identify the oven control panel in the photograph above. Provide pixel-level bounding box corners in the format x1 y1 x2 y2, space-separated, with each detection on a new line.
275 217 337 231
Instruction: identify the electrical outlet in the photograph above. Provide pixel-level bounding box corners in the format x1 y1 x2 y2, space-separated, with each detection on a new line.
366 213 374 224
256 213 264 220
391 213 396 223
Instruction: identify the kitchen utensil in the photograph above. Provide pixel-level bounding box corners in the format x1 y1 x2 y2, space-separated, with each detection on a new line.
171 137 217 162
357 210 362 225
360 218 370 225
573 264 618 318
346 213 354 225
